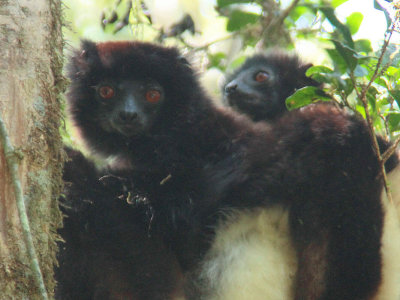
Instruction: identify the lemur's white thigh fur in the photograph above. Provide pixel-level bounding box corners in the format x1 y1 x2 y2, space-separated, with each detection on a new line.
373 166 400 300
193 167 400 300
196 206 297 300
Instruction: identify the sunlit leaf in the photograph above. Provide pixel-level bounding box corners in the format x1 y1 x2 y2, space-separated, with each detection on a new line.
374 77 389 89
286 86 331 110
305 65 334 76
230 55 247 70
354 39 373 53
217 0 253 8
389 89 400 108
387 112 400 131
386 66 399 77
305 65 335 84
209 52 226 69
332 0 349 8
307 73 330 84
291 6 309 22
356 104 367 118
346 12 363 35
366 86 379 112
226 10 260 31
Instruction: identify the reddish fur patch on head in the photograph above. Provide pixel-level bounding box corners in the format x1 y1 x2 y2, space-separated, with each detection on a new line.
96 41 133 66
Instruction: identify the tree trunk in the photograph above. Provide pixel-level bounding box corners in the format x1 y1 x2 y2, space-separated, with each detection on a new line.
0 0 64 298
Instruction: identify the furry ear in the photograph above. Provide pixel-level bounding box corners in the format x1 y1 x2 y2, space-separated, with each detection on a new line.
79 39 99 60
299 62 313 73
298 63 313 80
177 55 190 66
68 40 100 78
298 63 322 88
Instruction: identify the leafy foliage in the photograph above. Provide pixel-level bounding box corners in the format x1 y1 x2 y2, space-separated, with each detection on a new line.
226 10 260 31
65 0 400 153
286 86 331 110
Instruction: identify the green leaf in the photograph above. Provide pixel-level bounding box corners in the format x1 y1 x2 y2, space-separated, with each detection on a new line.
387 112 400 131
305 65 334 76
327 48 348 74
356 104 366 118
331 40 365 71
380 44 400 67
319 7 354 48
305 65 334 84
226 10 260 31
354 39 372 53
389 89 400 108
374 77 388 89
291 6 309 22
346 12 363 35
354 65 368 77
286 86 331 110
209 52 227 69
332 0 349 8
230 55 247 70
308 73 330 84
342 78 354 96
366 86 379 112
386 66 399 77
217 0 253 8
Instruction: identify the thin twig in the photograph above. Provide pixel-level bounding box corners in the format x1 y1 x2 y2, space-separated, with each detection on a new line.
0 115 48 299
183 34 234 51
382 136 400 163
361 29 394 98
259 0 299 47
350 22 397 203
350 71 382 162
279 0 301 24
351 72 392 200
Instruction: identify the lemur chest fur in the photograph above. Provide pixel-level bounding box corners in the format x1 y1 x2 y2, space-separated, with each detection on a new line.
190 205 297 300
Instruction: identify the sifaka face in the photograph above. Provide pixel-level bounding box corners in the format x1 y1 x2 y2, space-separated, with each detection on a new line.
224 62 280 121
66 40 199 159
223 52 318 122
93 79 164 137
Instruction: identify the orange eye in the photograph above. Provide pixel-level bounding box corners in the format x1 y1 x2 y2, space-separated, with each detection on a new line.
255 71 269 83
145 90 161 103
99 86 115 99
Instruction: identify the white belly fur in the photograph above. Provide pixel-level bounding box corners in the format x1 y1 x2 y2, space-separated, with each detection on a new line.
196 206 297 300
194 167 400 300
373 166 400 300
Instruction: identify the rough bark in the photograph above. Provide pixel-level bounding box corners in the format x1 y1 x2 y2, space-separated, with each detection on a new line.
0 0 64 298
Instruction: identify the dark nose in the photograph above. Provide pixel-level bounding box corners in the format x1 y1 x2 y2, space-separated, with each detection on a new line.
224 81 238 95
118 111 138 122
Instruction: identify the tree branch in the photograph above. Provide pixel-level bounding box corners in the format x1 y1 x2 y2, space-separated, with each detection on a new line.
259 0 296 47
0 114 48 300
382 136 400 163
279 0 301 24
350 21 398 203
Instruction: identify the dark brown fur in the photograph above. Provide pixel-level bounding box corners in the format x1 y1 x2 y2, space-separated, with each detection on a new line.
223 51 319 122
55 147 183 299
66 40 384 300
223 51 398 172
